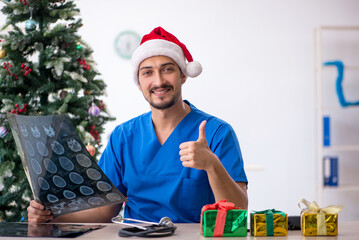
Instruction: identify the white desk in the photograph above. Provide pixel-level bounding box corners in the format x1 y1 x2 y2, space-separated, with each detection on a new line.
0 222 358 239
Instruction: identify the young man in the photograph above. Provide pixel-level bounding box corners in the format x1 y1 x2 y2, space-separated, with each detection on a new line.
27 27 248 223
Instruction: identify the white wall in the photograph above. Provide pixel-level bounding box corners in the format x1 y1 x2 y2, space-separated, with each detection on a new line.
74 0 359 219
2 0 359 220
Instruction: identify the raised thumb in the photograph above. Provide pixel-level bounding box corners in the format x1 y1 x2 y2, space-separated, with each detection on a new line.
197 120 207 142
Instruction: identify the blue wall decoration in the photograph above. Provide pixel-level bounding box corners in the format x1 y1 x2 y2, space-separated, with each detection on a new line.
324 60 359 107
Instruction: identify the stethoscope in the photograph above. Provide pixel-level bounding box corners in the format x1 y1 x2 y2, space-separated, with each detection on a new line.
111 216 177 237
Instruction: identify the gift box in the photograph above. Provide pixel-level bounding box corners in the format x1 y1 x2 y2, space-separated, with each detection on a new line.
250 209 288 236
200 200 247 237
299 198 343 236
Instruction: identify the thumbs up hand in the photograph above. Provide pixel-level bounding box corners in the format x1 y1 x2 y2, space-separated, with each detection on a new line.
197 120 208 143
179 120 220 171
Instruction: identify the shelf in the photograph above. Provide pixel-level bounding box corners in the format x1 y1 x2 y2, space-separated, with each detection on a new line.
324 185 359 191
317 26 359 31
314 107 359 112
244 164 264 171
316 65 359 71
314 26 359 207
323 145 359 152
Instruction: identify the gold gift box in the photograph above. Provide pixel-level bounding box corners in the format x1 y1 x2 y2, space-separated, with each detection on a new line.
251 213 288 236
301 213 338 236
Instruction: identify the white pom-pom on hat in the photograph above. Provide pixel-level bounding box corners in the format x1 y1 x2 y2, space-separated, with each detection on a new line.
131 27 202 84
186 61 202 78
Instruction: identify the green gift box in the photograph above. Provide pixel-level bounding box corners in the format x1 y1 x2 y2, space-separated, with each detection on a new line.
201 201 247 237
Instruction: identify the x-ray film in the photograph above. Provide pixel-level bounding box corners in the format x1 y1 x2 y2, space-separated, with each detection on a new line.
7 114 127 217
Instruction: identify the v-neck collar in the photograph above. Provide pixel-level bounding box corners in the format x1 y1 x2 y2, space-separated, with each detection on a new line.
139 100 198 176
149 100 194 147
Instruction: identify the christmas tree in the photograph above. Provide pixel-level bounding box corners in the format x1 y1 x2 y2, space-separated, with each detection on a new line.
0 0 114 222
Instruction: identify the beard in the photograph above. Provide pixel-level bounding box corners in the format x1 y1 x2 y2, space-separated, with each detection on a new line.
149 96 177 110
145 84 181 110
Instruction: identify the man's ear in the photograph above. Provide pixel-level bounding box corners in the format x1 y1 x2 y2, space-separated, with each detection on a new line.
137 79 142 91
181 74 187 84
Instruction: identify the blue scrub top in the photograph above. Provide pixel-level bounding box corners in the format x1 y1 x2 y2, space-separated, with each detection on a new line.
98 100 247 223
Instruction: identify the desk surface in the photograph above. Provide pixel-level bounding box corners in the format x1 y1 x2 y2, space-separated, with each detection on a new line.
0 221 358 240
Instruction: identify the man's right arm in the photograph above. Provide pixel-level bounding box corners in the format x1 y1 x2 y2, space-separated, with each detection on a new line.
27 200 122 223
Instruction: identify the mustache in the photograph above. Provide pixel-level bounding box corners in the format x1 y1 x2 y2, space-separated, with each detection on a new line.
150 84 173 92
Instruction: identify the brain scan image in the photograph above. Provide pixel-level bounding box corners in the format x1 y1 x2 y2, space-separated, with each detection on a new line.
96 181 112 192
43 124 55 137
69 172 84 185
79 186 94 196
47 194 59 203
59 157 75 171
31 158 42 175
106 193 122 201
86 168 102 180
43 159 58 174
63 190 77 200
30 123 41 138
51 141 65 155
67 138 82 152
38 177 50 191
53 175 67 188
8 114 127 217
88 197 105 206
25 141 35 157
20 123 28 137
76 154 92 167
37 142 49 156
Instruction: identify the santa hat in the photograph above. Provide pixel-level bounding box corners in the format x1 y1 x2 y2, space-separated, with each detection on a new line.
131 27 202 83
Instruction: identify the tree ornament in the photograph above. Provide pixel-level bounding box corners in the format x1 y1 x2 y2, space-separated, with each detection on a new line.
89 104 100 117
25 7 37 31
86 144 95 156
77 57 90 70
99 100 105 110
3 62 19 79
21 63 32 76
0 49 7 59
0 126 8 138
59 90 68 100
89 125 100 143
76 45 83 50
11 104 27 115
25 19 37 31
84 90 93 95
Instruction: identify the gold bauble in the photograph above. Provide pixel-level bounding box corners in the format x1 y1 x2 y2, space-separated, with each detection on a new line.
84 90 93 95
0 49 7 59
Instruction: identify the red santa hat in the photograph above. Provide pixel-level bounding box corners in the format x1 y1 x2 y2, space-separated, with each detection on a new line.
131 27 202 83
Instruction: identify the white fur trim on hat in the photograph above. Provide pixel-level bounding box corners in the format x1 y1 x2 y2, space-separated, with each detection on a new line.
131 39 202 83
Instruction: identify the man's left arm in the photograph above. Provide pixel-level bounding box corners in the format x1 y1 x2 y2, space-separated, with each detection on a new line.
179 120 248 209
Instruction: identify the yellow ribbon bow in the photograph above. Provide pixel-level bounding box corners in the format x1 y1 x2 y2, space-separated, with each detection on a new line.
298 198 343 235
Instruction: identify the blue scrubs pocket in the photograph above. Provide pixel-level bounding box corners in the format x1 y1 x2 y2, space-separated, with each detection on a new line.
180 177 213 215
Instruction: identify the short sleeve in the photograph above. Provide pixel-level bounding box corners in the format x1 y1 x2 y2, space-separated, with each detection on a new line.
209 123 248 183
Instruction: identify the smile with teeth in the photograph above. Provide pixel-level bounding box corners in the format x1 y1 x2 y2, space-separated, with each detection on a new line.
152 87 171 96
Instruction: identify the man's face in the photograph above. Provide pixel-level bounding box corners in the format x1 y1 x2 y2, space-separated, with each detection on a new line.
138 56 186 110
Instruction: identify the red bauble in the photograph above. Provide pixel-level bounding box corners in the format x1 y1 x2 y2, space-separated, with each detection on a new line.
86 144 96 156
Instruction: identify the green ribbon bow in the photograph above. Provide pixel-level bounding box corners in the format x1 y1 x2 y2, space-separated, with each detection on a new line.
253 209 285 236
231 211 247 232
